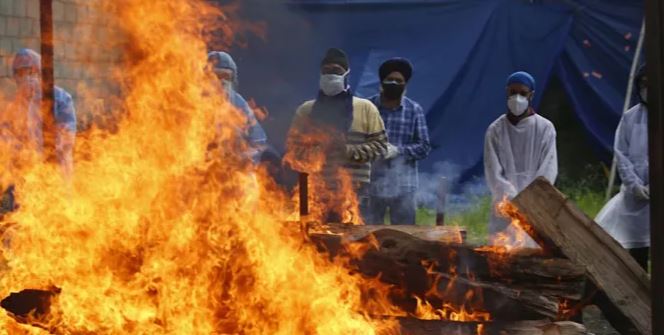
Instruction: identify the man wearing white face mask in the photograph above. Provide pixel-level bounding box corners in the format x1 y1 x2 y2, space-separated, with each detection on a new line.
596 65 650 270
483 71 557 243
287 48 388 222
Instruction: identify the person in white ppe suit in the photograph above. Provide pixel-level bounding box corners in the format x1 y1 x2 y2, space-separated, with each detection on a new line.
484 71 557 244
1 49 77 215
596 65 650 270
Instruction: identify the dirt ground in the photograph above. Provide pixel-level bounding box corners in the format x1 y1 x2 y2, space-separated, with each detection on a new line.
583 305 621 335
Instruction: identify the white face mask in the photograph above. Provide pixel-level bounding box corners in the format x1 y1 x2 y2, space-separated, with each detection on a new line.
507 94 529 116
640 87 647 103
222 79 233 93
319 72 347 96
16 74 40 97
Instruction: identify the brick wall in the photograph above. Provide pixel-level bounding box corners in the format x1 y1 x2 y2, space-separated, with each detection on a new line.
0 0 121 129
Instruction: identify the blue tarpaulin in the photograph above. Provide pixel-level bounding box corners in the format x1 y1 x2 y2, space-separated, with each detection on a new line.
227 0 644 188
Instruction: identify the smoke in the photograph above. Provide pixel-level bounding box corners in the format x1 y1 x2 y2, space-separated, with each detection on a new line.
415 161 489 215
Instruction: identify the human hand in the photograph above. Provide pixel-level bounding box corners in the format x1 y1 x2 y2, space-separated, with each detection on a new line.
384 143 400 160
634 185 650 200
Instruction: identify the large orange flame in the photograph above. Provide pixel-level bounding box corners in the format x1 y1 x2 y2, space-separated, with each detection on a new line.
478 198 540 254
0 1 394 333
284 118 363 225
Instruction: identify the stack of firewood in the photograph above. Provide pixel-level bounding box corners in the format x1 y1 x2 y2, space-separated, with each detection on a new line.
308 178 651 335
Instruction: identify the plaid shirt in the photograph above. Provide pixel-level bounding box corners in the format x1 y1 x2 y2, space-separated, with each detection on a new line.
369 95 431 197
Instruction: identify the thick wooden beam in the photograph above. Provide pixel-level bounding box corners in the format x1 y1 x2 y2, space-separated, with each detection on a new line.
395 319 588 335
311 228 585 320
645 0 664 334
316 222 466 243
512 177 651 335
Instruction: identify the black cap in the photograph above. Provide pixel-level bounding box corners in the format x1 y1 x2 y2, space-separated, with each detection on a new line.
379 58 413 82
321 48 349 71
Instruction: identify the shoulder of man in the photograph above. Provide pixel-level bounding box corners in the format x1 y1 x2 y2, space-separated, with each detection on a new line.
54 86 73 104
54 86 77 131
295 99 316 117
623 103 646 121
352 96 380 114
366 94 380 106
533 114 556 132
487 114 507 132
402 96 423 112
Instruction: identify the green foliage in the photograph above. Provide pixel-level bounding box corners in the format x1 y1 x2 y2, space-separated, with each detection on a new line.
416 196 491 246
415 180 607 246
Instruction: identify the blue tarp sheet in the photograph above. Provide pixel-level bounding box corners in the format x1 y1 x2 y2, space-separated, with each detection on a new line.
227 0 643 187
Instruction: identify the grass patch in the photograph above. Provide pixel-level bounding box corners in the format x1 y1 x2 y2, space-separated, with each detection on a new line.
415 185 606 245
415 196 491 245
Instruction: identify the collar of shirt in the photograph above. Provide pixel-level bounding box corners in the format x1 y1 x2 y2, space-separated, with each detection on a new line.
370 94 405 112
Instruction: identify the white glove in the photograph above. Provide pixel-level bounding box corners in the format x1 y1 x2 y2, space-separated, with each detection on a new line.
384 143 400 160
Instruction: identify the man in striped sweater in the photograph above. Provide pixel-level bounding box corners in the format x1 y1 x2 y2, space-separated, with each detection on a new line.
287 48 388 223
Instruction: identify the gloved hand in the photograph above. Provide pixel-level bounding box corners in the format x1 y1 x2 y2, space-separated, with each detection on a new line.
346 145 361 161
634 185 650 200
384 143 400 160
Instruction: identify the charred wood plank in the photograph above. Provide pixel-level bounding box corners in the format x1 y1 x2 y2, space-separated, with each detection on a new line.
311 229 583 320
311 229 585 299
395 318 588 335
317 223 466 243
512 177 651 335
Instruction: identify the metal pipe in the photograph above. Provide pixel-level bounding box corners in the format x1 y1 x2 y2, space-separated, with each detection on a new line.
299 172 309 218
39 0 56 163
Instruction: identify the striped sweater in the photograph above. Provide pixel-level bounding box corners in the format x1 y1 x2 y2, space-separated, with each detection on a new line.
289 97 388 184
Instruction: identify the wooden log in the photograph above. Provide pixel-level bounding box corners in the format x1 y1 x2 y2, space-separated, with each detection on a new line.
395 318 588 335
432 271 559 320
310 229 584 320
311 229 585 299
310 222 467 243
512 177 651 335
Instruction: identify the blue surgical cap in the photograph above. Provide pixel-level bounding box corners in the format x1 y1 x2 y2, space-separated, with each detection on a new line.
12 48 41 77
507 71 536 92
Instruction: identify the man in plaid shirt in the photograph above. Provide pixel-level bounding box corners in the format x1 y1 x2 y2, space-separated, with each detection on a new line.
367 58 431 225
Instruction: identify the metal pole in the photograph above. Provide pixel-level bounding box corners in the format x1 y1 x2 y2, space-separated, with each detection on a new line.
435 177 448 226
39 0 56 163
299 173 309 218
606 20 646 201
645 0 664 332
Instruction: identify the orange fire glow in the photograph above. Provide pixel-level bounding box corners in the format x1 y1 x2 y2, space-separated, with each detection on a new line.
479 198 540 253
283 121 363 225
0 0 391 333
0 0 504 333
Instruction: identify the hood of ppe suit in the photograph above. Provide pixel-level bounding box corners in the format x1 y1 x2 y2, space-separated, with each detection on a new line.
12 48 41 78
207 51 238 88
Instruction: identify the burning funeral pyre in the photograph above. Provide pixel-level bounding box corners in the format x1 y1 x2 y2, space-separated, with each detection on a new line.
0 1 650 335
